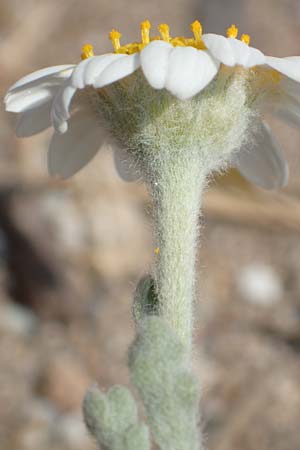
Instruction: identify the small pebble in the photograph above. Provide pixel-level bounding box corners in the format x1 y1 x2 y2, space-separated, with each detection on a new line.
55 413 91 449
236 263 283 306
0 301 38 335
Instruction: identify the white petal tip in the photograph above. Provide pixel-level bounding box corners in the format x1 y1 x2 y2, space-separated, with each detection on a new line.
57 122 68 134
4 104 15 113
52 116 68 134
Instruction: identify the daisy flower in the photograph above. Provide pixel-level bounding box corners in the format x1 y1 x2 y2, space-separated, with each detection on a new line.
5 20 299 188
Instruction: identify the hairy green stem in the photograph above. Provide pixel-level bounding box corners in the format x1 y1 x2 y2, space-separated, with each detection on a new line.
148 149 206 352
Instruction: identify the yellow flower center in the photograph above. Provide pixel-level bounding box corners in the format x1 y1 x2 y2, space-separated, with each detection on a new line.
107 19 207 55
80 21 253 59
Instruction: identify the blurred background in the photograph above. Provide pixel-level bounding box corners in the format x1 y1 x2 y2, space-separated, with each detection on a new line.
1 0 300 449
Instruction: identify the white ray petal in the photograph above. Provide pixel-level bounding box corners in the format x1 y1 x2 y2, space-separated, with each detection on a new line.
71 54 126 89
113 147 141 182
94 53 140 88
70 58 93 88
268 89 300 127
274 107 300 127
51 83 77 133
5 88 56 113
228 38 265 67
165 47 219 100
266 56 300 82
5 66 74 113
6 65 74 93
140 40 173 89
86 55 128 86
203 34 236 66
236 121 288 189
281 76 300 103
16 101 52 137
48 108 102 178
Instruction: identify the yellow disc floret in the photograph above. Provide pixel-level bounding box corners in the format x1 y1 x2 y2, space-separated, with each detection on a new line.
109 29 122 52
158 23 171 42
191 20 202 42
190 20 206 49
81 44 94 60
227 24 238 39
141 19 151 45
241 34 251 45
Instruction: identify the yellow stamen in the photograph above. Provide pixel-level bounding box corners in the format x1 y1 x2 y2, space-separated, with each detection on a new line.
191 20 203 42
140 19 151 45
190 20 206 49
241 34 250 45
109 29 122 52
154 247 160 255
227 24 238 39
81 44 94 60
158 23 170 42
